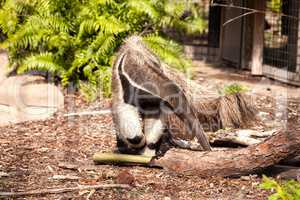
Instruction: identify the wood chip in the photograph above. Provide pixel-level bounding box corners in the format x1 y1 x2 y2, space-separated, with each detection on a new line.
49 175 80 180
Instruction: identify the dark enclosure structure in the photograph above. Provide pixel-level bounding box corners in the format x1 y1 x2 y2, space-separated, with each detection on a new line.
185 0 300 85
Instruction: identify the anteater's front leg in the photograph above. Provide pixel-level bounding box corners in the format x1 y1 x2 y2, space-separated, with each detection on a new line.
141 113 165 157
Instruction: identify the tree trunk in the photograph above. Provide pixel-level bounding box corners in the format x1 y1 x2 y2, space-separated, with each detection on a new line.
153 129 300 177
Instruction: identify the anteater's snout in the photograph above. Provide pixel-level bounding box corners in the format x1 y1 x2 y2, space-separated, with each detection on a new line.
127 135 144 145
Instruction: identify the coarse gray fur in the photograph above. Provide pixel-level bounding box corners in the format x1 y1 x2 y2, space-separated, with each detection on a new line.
111 36 211 156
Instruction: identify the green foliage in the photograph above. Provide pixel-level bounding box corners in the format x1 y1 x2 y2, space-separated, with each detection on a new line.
143 34 191 71
268 0 281 13
220 83 249 95
0 0 206 100
260 175 300 200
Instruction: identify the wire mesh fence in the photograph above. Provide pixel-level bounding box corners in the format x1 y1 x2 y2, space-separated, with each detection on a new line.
263 0 299 72
166 0 222 61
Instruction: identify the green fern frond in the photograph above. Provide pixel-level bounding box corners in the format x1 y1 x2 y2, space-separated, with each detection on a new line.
97 16 128 34
78 19 99 38
17 52 65 75
93 0 117 6
8 27 53 50
34 0 52 15
143 34 184 57
79 81 98 102
0 0 205 100
156 47 191 71
1 0 53 20
28 15 70 33
77 2 98 19
0 0 16 11
83 63 96 82
78 16 126 39
11 34 37 49
182 18 208 34
62 50 90 86
143 34 191 71
87 32 108 52
163 0 185 19
72 50 90 70
95 34 117 57
158 15 172 28
8 14 70 47
13 1 28 14
48 32 73 50
127 0 159 21
80 65 112 101
86 32 117 64
0 9 18 34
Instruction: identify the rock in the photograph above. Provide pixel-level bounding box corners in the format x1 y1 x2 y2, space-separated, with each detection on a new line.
275 168 300 181
0 171 9 178
0 49 9 83
116 170 135 186
240 176 250 181
0 75 64 126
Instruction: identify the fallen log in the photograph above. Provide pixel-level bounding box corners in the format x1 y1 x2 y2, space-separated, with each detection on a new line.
265 165 300 180
154 129 300 177
94 129 300 178
281 155 300 167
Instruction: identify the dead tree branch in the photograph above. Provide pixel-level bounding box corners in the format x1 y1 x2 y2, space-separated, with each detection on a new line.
154 129 300 177
223 10 257 26
93 129 300 178
0 184 130 198
211 2 298 20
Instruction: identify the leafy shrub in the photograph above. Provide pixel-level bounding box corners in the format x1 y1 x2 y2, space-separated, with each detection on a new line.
0 0 206 100
220 83 249 95
260 175 300 200
268 0 281 13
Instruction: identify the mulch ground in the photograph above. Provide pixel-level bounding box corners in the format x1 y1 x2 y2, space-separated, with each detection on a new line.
1 68 300 199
